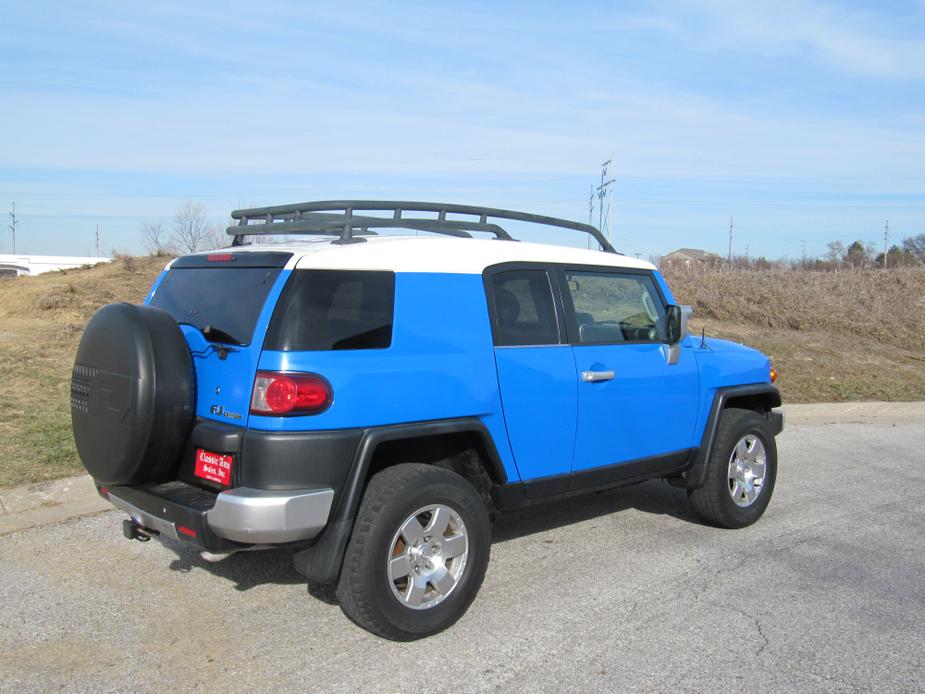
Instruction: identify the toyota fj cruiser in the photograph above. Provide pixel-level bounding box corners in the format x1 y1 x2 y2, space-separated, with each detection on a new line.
71 201 782 640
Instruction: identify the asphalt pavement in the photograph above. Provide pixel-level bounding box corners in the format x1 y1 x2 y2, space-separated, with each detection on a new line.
1 417 923 692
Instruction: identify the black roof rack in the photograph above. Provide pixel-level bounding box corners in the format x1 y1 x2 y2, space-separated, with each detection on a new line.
226 200 616 253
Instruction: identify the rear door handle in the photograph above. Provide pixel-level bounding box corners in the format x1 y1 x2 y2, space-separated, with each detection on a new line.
581 370 615 383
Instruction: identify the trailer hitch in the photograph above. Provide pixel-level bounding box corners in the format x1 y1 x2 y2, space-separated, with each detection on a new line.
122 519 158 542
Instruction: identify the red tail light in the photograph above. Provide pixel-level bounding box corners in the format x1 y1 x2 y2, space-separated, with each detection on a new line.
250 371 332 415
207 253 234 262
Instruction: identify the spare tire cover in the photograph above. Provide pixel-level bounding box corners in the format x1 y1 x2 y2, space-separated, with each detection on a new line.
70 303 195 486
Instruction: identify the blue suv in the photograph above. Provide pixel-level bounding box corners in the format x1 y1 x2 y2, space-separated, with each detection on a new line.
71 201 782 640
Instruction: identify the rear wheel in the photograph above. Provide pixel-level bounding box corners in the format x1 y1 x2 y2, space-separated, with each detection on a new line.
336 464 490 640
688 408 777 528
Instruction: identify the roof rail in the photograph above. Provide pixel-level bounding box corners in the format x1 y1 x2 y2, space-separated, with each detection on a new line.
226 200 617 253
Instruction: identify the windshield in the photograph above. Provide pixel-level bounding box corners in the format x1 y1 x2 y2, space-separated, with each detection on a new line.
150 267 282 346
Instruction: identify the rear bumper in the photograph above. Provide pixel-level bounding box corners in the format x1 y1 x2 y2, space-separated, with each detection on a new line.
107 482 334 549
206 487 334 543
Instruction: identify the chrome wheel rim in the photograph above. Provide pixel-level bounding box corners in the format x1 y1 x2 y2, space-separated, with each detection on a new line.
728 435 767 508
387 504 469 610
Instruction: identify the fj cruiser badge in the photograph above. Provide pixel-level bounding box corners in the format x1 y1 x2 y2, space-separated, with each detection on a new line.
210 404 242 420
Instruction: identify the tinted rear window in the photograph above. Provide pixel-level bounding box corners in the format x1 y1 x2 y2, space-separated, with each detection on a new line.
150 267 281 346
264 270 395 351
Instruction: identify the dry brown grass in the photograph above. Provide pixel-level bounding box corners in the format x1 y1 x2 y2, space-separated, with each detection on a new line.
0 259 923 489
664 267 925 351
0 256 167 488
664 267 925 403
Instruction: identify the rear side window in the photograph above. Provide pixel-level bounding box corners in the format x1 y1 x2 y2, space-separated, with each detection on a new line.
150 267 281 346
490 270 560 346
264 270 395 351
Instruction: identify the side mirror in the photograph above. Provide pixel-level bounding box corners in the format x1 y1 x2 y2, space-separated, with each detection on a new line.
665 304 693 345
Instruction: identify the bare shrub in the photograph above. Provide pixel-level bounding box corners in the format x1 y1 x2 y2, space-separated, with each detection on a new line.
141 221 174 256
111 250 137 273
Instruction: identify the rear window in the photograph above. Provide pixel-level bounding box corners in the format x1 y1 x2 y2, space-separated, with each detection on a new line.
150 267 282 346
264 270 395 351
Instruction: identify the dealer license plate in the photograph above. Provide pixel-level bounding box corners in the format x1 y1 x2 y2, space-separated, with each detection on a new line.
194 448 233 486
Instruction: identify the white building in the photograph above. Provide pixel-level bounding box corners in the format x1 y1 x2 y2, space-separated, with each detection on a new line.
0 254 112 278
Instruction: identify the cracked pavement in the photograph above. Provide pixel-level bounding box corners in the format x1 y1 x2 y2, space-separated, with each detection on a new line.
1 418 923 692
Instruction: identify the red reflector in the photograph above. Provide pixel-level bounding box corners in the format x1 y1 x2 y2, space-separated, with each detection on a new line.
207 253 234 262
251 371 332 415
177 525 197 538
98 486 109 498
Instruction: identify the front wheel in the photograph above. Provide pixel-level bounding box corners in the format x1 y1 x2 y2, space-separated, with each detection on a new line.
688 408 778 528
336 464 490 640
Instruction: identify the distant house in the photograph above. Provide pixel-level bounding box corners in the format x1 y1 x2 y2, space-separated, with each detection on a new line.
660 248 725 271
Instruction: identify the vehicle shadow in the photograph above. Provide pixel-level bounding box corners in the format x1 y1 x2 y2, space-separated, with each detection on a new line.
491 479 701 544
158 479 702 598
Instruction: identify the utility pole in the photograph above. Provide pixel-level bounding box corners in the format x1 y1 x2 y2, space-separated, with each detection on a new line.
727 217 733 262
96 224 101 257
883 220 889 269
801 240 807 268
587 186 594 249
745 243 749 266
597 160 615 243
9 202 17 255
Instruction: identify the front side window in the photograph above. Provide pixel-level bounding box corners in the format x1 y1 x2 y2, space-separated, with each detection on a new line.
490 269 560 346
565 271 666 344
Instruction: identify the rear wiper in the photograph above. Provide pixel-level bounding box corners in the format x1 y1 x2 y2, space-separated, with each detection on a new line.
179 322 242 346
201 325 241 345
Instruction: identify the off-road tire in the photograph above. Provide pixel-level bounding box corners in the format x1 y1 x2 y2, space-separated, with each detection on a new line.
336 464 490 640
688 407 777 528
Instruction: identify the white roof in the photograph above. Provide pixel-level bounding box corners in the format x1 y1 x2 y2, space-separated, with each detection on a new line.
203 236 654 274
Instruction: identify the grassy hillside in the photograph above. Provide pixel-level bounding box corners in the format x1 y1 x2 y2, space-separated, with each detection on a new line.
0 256 167 488
664 268 925 403
0 259 923 489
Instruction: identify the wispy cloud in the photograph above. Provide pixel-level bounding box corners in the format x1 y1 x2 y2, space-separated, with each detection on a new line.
661 0 925 79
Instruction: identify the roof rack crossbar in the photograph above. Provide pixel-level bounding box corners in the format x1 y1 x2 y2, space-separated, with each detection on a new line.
227 200 616 252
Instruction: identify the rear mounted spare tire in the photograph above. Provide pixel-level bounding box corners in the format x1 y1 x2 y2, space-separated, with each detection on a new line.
70 303 195 486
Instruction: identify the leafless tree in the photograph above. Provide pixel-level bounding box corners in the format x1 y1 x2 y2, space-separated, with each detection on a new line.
140 220 174 256
826 240 846 264
172 201 212 254
206 223 230 250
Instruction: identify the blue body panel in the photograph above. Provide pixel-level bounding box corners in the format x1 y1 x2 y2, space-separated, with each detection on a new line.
250 272 521 481
493 346 577 480
571 341 700 471
688 337 773 444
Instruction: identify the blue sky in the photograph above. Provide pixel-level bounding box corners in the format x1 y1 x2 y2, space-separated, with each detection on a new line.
1 0 924 259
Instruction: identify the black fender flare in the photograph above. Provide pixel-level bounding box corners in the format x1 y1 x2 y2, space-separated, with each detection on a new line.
671 383 783 490
293 418 506 584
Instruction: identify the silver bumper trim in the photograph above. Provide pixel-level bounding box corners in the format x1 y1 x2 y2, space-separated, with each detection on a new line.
206 487 335 544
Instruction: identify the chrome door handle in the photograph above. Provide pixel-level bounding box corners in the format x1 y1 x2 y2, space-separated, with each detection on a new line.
581 370 615 383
